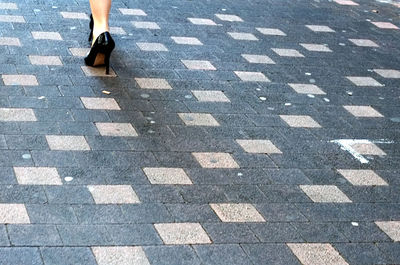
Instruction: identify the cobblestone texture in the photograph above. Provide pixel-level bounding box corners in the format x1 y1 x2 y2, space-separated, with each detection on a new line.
0 0 399 264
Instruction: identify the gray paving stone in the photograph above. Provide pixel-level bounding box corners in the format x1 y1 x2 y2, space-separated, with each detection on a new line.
255 203 308 221
5 135 48 150
249 223 304 243
120 203 174 223
334 243 390 265
165 203 220 222
0 167 17 184
242 244 302 265
194 244 253 265
44 186 94 204
26 205 78 224
292 222 348 243
376 243 400 264
335 222 392 243
41 247 97 265
0 225 9 246
8 224 62 246
0 247 43 265
144 245 202 265
106 224 162 245
0 0 399 260
203 223 259 243
73 205 127 224
57 225 113 246
0 186 47 204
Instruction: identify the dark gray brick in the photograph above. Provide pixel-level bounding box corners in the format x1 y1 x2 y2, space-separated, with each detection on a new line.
255 203 308 222
0 167 17 184
44 186 94 204
241 244 302 265
0 247 43 265
144 245 202 265
249 223 304 243
8 225 62 246
41 247 97 265
73 205 127 224
0 185 47 204
376 243 400 265
165 203 220 222
295 203 349 222
180 185 229 203
334 222 392 243
31 151 78 167
106 224 162 245
4 135 48 150
120 203 174 223
203 223 259 243
26 205 78 224
334 243 392 265
0 135 7 149
57 225 113 246
223 185 268 203
258 185 312 203
58 122 99 136
0 151 34 167
18 122 60 135
0 225 9 246
291 222 348 243
194 244 253 265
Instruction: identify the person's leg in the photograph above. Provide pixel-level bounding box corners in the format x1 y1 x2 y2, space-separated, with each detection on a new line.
89 0 112 44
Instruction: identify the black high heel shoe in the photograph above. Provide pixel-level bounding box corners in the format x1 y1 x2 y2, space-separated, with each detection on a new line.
88 14 94 42
84 32 115 75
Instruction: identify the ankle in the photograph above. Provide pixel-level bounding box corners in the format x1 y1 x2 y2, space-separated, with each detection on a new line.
92 26 110 44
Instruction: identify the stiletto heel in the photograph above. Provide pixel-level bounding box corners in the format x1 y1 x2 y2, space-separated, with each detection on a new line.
105 51 110 75
88 14 94 42
84 32 115 75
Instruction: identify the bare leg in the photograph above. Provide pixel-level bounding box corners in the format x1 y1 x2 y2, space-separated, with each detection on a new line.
89 0 112 45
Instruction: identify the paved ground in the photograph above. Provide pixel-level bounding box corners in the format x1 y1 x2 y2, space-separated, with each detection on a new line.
0 0 399 264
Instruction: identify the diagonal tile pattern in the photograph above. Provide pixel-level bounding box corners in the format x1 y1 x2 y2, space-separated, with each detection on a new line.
0 0 398 262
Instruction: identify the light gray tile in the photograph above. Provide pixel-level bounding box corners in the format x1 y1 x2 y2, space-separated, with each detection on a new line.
337 169 388 186
0 108 37 121
0 204 30 224
46 135 90 151
88 185 140 204
154 223 211 244
236 139 282 154
288 243 349 265
192 152 239 168
300 185 352 203
179 113 220 126
343 105 383 117
80 97 121 110
92 246 150 265
135 78 172 89
210 203 266 222
14 167 62 185
96 123 138 137
375 221 400 241
143 168 192 185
